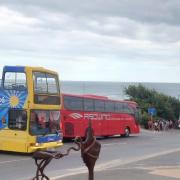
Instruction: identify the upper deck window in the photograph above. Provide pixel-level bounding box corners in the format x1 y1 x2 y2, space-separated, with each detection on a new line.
64 96 83 111
33 72 59 94
94 100 105 112
4 72 27 90
84 98 94 111
105 101 115 112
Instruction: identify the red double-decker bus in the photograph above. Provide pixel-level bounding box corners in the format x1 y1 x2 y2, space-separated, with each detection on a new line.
60 93 140 139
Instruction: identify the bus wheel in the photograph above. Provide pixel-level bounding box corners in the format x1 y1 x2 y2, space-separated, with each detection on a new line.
121 127 130 137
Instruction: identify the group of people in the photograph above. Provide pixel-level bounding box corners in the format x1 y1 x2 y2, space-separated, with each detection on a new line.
148 119 174 131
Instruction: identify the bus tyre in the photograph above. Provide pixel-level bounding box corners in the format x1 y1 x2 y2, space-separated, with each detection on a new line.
121 127 130 137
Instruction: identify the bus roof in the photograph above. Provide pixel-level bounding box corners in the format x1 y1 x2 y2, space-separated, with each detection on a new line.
62 93 107 100
3 65 58 75
3 66 25 72
62 93 137 104
83 94 108 99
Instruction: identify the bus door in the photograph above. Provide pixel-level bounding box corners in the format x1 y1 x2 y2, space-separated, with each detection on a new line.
102 113 111 136
63 95 84 137
93 100 105 136
71 111 84 137
6 109 28 151
104 101 115 135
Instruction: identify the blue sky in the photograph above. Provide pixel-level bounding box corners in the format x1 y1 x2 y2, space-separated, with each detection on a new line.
0 0 180 82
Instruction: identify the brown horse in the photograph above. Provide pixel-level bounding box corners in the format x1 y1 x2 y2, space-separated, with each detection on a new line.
75 120 101 180
32 120 101 180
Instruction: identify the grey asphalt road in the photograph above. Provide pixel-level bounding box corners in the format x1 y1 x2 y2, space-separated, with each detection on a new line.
58 147 180 180
1 129 180 180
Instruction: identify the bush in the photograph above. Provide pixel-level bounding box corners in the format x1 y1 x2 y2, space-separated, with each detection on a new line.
125 84 180 126
140 112 149 129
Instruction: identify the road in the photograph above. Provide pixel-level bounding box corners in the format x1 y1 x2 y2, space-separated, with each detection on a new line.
1 129 180 180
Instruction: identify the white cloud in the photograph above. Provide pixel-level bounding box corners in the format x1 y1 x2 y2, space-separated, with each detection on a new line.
0 1 180 82
0 6 39 28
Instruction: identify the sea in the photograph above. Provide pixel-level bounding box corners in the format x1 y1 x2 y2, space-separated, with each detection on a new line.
61 81 180 100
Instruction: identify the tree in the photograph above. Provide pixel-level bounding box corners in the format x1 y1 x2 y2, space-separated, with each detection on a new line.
125 84 180 126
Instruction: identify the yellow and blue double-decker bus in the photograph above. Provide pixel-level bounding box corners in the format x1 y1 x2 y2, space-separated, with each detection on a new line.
0 66 63 153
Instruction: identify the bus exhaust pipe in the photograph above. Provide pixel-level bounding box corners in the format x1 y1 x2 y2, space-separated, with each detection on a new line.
32 119 101 180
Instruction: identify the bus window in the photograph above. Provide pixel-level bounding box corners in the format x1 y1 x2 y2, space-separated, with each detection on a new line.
105 101 115 112
8 109 27 130
30 111 43 135
115 102 123 113
84 98 94 111
47 74 58 94
4 72 26 90
122 103 134 114
94 100 105 112
33 72 60 105
33 72 59 94
64 96 83 111
50 111 60 133
30 110 60 136
33 72 47 94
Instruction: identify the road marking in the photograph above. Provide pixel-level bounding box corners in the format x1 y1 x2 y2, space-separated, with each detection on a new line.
102 142 127 146
51 147 180 179
150 168 180 178
0 158 30 165
140 166 180 178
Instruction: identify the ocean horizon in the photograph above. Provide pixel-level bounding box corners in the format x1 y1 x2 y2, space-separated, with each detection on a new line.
61 81 180 100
